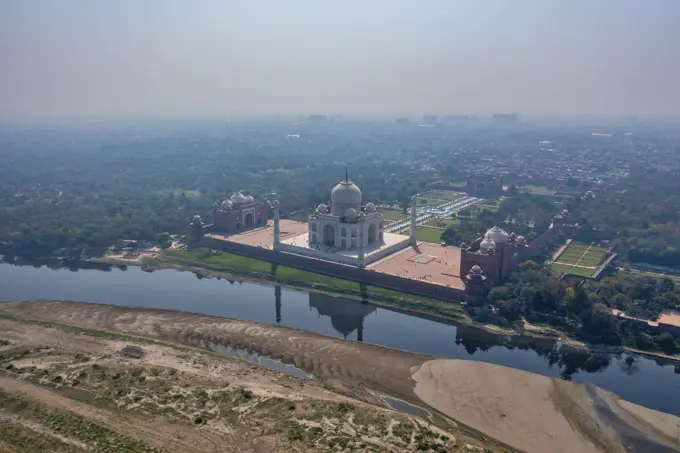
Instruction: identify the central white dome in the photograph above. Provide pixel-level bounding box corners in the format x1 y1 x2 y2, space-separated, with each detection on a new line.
331 178 362 216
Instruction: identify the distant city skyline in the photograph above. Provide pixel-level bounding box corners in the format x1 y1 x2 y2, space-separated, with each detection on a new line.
1 0 679 118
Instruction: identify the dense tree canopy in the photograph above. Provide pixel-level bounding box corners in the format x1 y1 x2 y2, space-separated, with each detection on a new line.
578 170 680 269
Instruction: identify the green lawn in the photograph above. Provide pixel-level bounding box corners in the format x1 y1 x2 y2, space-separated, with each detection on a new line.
551 263 596 277
418 197 447 207
556 242 607 266
424 218 460 229
401 226 443 243
381 209 407 221
519 184 553 194
416 191 463 208
424 191 462 202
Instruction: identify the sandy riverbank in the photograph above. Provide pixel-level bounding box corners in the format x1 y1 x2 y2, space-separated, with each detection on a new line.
0 303 497 453
412 359 680 453
2 300 680 453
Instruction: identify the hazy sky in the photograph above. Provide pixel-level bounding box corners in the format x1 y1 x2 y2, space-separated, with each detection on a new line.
1 1 679 117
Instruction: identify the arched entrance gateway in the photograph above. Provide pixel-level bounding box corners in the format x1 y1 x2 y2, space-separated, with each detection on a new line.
323 224 336 246
368 223 377 243
244 212 254 228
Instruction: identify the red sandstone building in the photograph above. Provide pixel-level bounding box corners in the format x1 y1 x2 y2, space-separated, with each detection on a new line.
460 210 569 284
189 192 269 237
212 192 268 232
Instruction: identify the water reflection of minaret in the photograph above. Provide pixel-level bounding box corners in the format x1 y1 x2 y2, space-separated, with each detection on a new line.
308 292 376 341
275 285 282 324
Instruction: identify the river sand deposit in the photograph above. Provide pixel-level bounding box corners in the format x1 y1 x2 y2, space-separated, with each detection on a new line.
2 300 679 453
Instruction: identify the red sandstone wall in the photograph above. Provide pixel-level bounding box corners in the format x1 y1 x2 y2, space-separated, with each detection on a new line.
460 251 502 283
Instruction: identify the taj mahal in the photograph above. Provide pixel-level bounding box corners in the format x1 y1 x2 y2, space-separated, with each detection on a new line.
309 171 384 250
275 171 413 267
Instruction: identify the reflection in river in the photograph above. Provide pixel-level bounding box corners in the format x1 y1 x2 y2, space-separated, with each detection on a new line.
1 258 680 416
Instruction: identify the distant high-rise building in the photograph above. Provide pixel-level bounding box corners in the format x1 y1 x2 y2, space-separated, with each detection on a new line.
421 115 439 125
492 113 519 123
441 115 471 124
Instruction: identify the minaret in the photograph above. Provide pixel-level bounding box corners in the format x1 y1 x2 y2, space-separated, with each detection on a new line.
273 200 280 249
358 213 366 268
274 285 282 324
409 196 417 244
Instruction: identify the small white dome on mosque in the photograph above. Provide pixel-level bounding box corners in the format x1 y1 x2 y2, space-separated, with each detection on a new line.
561 209 569 216
485 225 509 244
220 199 233 210
470 264 483 274
244 194 255 203
345 207 358 219
191 214 203 223
316 203 328 214
365 202 376 213
480 237 496 252
230 192 248 205
516 235 527 244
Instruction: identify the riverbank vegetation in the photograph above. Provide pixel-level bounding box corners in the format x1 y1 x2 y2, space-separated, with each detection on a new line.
483 262 680 355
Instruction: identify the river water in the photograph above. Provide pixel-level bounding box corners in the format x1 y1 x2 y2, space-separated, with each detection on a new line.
1 260 679 416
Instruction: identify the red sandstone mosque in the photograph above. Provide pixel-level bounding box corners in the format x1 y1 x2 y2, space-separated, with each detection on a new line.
190 191 269 235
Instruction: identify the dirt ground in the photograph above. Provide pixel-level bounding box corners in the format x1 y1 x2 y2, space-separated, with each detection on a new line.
0 302 503 453
1 301 679 453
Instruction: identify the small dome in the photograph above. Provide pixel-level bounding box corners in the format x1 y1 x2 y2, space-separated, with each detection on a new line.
244 194 254 203
191 214 203 223
316 203 328 214
553 214 563 220
470 264 483 274
480 237 496 252
345 208 358 219
220 199 233 210
484 226 509 244
365 202 376 213
516 235 526 243
230 192 248 205
561 209 569 216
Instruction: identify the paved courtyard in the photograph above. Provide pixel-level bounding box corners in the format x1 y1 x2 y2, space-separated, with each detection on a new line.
368 242 464 290
206 220 308 249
